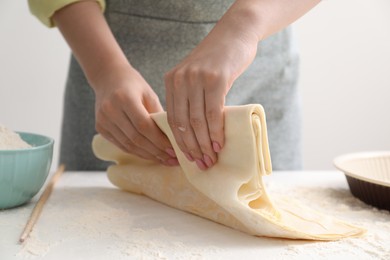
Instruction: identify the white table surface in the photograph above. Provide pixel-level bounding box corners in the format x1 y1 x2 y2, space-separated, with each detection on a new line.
1 171 389 260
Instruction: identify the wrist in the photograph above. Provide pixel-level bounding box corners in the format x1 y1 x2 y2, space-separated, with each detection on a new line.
216 1 263 45
87 58 135 92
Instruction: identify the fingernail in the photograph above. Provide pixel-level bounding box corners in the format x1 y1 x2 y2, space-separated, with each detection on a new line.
195 159 208 171
166 158 179 166
203 154 213 168
165 148 177 158
184 152 194 162
212 141 221 153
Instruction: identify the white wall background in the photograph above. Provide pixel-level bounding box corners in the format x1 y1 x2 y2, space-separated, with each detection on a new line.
1 0 389 170
295 0 390 169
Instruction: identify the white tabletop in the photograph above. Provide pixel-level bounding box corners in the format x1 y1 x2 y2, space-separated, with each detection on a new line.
1 171 389 260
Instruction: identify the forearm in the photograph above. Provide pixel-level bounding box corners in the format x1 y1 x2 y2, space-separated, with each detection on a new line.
211 0 320 45
187 0 320 81
52 1 130 88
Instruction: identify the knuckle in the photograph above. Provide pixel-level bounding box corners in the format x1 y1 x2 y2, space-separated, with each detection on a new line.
101 100 114 115
175 120 186 130
186 66 200 82
172 70 185 88
173 116 183 128
167 116 176 128
206 108 221 122
189 116 203 130
133 118 149 132
129 133 144 147
112 88 128 103
202 69 220 82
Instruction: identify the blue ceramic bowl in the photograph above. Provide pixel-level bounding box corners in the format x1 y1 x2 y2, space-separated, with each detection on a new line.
0 132 54 209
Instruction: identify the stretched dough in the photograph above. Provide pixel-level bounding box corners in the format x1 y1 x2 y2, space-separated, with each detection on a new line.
92 104 365 240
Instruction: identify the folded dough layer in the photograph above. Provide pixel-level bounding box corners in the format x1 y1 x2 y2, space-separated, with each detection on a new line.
92 104 365 240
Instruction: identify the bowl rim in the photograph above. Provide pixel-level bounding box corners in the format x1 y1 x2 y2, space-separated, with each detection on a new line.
334 151 390 187
0 131 54 152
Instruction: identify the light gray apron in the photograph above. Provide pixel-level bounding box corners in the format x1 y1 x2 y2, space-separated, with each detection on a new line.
60 0 302 170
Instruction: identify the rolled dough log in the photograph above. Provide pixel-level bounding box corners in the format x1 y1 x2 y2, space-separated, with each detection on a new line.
92 104 365 240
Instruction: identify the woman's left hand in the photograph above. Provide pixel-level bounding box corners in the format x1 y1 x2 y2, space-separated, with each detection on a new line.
164 14 259 171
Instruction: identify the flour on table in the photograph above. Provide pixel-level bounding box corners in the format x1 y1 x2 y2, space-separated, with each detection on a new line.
15 182 390 259
16 187 222 259
120 228 220 260
269 184 390 260
0 125 31 149
17 230 54 258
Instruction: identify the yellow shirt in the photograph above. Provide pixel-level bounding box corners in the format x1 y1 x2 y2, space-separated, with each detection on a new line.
28 0 105 27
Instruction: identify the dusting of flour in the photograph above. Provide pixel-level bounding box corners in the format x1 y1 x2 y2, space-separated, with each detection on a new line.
0 125 31 149
14 179 390 259
269 183 390 260
16 188 222 260
17 230 55 258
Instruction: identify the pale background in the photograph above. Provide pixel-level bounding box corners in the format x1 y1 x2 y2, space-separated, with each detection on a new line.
1 0 389 170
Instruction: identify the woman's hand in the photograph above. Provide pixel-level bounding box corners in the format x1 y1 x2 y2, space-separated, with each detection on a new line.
93 66 179 166
165 12 259 171
53 0 320 170
164 0 321 171
53 1 177 166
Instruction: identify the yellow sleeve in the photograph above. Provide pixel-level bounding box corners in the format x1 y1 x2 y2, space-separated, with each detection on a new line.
28 0 106 28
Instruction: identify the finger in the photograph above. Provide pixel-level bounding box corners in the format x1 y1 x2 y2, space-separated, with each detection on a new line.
103 121 178 166
188 85 216 168
98 102 166 163
165 70 175 129
165 71 191 160
95 112 129 152
115 108 173 162
143 91 164 113
164 74 180 160
122 99 177 162
96 101 135 154
176 120 207 169
172 81 205 164
97 125 129 153
97 116 157 161
205 81 225 154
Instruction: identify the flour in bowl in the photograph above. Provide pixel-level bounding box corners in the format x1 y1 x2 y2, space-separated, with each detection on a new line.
0 125 31 149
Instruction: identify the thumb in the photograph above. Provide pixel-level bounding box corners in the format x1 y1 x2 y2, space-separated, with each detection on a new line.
143 91 164 114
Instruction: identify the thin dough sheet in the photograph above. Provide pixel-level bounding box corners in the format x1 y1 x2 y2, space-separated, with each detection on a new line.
92 104 365 240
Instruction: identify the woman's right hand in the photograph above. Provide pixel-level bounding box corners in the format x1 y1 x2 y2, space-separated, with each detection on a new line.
52 1 177 165
93 65 178 166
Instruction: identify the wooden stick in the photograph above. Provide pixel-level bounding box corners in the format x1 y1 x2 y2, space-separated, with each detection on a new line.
19 164 65 243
